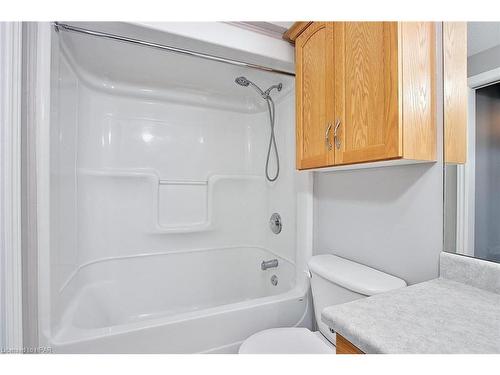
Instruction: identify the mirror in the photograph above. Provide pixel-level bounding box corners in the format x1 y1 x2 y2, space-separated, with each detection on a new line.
444 22 500 263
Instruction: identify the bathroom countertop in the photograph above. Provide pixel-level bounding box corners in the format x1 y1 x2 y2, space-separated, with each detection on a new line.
321 277 500 354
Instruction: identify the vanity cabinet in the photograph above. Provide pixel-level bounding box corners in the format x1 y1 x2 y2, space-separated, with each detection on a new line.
286 22 436 170
336 334 364 354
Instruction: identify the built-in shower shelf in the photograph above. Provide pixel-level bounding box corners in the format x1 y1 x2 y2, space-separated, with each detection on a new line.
158 178 209 233
78 168 264 234
158 180 207 185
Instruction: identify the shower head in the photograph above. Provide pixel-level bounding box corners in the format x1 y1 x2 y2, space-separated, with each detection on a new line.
235 76 265 97
235 76 250 87
235 76 282 100
234 76 282 182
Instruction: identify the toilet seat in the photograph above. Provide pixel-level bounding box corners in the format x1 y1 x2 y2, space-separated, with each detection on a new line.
238 328 334 354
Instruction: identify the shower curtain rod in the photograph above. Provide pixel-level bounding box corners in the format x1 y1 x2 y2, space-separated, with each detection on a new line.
53 22 295 77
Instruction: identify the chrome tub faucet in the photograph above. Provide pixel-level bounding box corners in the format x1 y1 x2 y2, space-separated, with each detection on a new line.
261 259 278 271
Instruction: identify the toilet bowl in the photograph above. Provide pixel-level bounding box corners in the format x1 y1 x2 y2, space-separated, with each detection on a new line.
238 254 406 354
238 328 334 354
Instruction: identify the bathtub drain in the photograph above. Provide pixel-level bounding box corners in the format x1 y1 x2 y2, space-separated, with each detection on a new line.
271 275 278 286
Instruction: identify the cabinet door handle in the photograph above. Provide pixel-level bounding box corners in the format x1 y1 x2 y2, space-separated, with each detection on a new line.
333 119 341 150
325 122 333 150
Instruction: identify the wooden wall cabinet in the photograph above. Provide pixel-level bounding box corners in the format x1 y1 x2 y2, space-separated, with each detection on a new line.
443 22 467 164
289 22 436 170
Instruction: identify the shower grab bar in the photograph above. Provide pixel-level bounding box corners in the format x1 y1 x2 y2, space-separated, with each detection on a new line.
53 22 295 77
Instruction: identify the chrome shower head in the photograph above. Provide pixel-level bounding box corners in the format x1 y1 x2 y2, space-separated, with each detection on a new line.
235 76 250 87
234 76 282 182
235 76 283 100
235 76 265 97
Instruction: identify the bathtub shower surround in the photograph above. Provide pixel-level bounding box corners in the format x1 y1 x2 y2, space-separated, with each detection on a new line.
39 23 311 353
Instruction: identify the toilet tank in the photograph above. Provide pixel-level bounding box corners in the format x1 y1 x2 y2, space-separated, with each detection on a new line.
308 254 407 344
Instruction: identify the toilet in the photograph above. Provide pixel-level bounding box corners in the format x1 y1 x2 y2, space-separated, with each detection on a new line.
239 254 407 354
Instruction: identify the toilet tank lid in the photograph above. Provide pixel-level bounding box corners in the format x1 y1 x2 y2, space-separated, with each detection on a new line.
308 254 407 296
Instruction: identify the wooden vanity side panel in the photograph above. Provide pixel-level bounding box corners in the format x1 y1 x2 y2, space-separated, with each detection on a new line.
336 334 364 354
401 22 437 161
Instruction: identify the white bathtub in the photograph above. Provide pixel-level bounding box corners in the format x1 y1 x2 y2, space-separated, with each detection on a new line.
37 22 313 353
50 246 309 353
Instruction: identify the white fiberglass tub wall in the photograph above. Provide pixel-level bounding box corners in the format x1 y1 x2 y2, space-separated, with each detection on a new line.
41 24 310 353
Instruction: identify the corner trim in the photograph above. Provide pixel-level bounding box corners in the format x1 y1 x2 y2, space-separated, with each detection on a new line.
0 21 23 350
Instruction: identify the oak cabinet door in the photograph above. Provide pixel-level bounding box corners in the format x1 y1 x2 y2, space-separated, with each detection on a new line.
334 22 402 165
295 22 335 169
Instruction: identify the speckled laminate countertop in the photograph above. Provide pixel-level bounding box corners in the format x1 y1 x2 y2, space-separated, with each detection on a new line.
321 254 500 354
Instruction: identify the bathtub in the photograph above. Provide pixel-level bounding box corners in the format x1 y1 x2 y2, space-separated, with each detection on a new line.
50 246 309 353
36 21 313 353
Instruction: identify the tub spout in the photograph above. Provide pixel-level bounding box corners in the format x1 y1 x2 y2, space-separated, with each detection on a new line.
261 259 278 271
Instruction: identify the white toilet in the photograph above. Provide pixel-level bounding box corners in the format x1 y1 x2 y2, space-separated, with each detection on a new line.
239 254 407 354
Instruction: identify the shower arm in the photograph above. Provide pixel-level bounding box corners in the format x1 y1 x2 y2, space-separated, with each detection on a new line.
264 84 283 98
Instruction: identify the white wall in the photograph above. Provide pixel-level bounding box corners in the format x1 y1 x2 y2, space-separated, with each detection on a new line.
467 22 500 77
468 22 500 57
312 24 444 286
314 163 443 285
